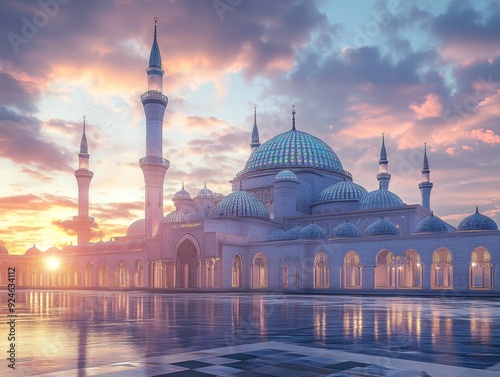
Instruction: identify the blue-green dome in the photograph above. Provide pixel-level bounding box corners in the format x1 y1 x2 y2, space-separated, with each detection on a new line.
415 213 448 233
359 189 404 209
173 187 191 199
197 184 214 198
267 229 285 241
275 169 298 182
318 181 368 202
299 224 327 239
214 190 270 219
242 129 345 175
458 207 498 231
163 210 184 223
332 220 361 237
366 217 399 236
281 225 302 240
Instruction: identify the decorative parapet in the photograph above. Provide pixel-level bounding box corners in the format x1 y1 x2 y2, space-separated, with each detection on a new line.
141 90 168 106
139 156 170 169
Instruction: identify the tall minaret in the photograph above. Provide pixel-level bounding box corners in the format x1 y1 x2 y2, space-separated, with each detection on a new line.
377 133 391 190
140 17 169 238
73 115 94 244
250 105 260 154
419 142 433 210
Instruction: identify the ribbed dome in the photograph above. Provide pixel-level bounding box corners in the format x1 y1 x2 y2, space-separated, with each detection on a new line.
299 224 327 239
359 189 404 209
275 170 298 182
242 129 345 175
333 220 361 237
282 225 302 240
45 246 61 254
318 181 368 202
0 244 9 255
163 210 184 223
197 184 214 198
25 244 42 256
366 217 399 236
267 229 285 241
127 219 145 237
173 187 191 199
415 213 448 233
458 207 498 231
214 190 270 219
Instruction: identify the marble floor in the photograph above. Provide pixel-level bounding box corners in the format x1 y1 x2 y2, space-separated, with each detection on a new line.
6 291 500 376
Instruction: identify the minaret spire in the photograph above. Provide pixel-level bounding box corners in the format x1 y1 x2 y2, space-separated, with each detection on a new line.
141 18 169 238
419 142 433 210
73 115 94 244
292 105 296 131
377 132 391 190
250 104 260 154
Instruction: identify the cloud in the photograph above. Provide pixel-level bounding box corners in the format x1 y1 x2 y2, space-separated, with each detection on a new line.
468 128 500 144
409 93 443 119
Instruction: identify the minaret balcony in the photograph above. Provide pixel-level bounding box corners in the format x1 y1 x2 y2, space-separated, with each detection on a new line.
141 90 168 106
140 156 170 169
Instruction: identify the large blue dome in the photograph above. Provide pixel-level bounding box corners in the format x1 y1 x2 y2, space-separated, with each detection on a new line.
458 207 498 231
242 129 345 175
318 181 368 202
214 190 270 219
359 189 404 209
415 213 448 233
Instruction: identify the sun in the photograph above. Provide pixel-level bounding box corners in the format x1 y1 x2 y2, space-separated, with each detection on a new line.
46 257 60 271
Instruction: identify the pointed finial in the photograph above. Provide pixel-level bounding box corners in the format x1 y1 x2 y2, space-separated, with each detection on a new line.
422 142 430 171
431 210 434 216
254 104 257 121
292 105 296 131
475 205 479 213
181 181 184 190
154 17 158 39
239 180 243 191
79 115 89 154
204 181 207 188
379 132 388 164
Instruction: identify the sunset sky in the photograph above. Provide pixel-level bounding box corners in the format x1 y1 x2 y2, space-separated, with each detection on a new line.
1 0 500 255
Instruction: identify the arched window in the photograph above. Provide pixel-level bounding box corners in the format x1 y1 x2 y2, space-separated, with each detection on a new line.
98 261 109 287
85 262 94 287
232 254 242 288
397 250 422 288
431 248 453 289
282 266 288 288
344 251 362 288
134 260 143 288
252 253 268 288
375 250 395 288
314 252 329 288
117 260 129 287
470 247 492 289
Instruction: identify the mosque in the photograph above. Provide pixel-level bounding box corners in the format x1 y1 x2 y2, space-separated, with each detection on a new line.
1 20 498 293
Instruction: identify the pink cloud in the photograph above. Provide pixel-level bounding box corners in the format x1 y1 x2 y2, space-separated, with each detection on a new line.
468 128 500 145
408 93 443 119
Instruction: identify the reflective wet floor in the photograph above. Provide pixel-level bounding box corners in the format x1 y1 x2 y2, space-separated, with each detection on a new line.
5 290 500 376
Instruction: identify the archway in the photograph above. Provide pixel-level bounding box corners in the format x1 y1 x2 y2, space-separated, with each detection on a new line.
134 260 144 288
98 261 109 287
431 248 453 289
375 249 395 288
470 247 492 289
117 260 129 287
176 239 199 288
85 262 94 287
397 249 422 288
314 252 329 288
252 253 268 288
344 251 362 288
232 254 242 288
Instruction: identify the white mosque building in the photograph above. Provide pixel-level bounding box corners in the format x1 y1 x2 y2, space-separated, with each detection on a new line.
1 20 499 294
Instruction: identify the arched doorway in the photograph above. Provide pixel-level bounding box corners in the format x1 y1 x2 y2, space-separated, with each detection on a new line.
344 251 362 288
397 249 422 288
176 239 199 288
375 249 395 288
117 260 129 287
252 253 268 288
134 260 143 288
85 262 94 287
98 261 109 287
431 248 453 289
470 247 492 289
232 254 242 288
314 252 329 288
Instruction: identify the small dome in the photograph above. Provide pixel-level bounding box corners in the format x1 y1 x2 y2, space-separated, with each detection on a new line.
275 170 298 182
267 229 285 241
298 224 327 239
458 207 498 231
415 213 448 233
281 225 302 240
359 189 404 209
318 181 368 202
163 210 184 223
0 244 9 255
45 246 61 254
366 217 399 236
197 183 214 198
25 244 42 256
127 219 145 237
332 220 361 238
214 190 270 219
173 186 191 199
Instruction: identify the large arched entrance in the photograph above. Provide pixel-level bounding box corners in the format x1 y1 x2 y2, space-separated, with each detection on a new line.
176 239 199 288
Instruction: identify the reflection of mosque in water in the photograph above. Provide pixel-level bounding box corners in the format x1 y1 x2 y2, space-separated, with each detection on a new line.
11 291 496 375
1 19 499 294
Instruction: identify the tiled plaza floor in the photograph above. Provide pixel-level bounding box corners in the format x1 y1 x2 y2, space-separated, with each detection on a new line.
43 341 500 376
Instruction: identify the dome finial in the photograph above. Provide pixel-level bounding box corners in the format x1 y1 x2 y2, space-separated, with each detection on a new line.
154 17 158 39
204 181 207 188
182 181 184 190
292 104 296 131
239 180 243 191
475 205 479 213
